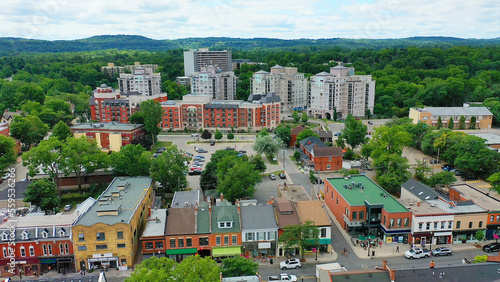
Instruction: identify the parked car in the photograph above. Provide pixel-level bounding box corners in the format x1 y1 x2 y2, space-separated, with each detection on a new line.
404 248 431 259
64 204 73 212
210 141 215 146
454 170 465 176
268 273 297 281
225 147 235 150
269 174 277 180
194 155 205 159
196 147 207 153
188 170 202 175
191 133 199 137
462 174 477 181
2 173 9 180
367 121 373 125
279 258 301 270
334 132 342 136
482 243 500 253
279 173 286 179
193 158 204 162
431 247 452 256
238 150 247 154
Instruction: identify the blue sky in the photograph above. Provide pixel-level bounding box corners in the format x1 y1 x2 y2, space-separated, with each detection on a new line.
2 0 499 40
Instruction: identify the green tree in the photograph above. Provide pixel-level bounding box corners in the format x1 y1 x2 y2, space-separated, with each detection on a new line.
111 144 152 176
216 155 261 203
215 130 223 140
425 171 456 188
52 120 72 141
199 150 239 191
201 129 212 141
458 115 466 129
221 256 259 278
341 114 368 150
227 133 234 140
257 128 269 137
24 179 61 215
487 172 500 194
472 255 488 263
22 137 66 196
474 230 485 241
172 255 220 281
447 117 454 129
296 128 319 142
249 154 267 173
278 220 320 260
10 115 49 149
301 112 309 123
373 154 411 194
0 135 16 174
292 111 300 123
365 109 372 119
253 135 280 158
470 116 477 129
129 111 145 124
275 124 291 147
140 100 163 147
412 160 432 182
150 145 188 192
63 136 109 192
437 116 443 129
369 125 412 159
293 150 301 161
333 108 338 121
126 257 176 282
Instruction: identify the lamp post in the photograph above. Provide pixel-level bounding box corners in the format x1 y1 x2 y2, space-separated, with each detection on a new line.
313 248 318 261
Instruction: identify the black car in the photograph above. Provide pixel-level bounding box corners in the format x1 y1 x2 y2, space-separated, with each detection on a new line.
279 173 286 179
462 174 477 181
482 243 500 252
454 170 465 176
210 141 215 146
225 147 235 150
188 170 202 175
238 150 247 154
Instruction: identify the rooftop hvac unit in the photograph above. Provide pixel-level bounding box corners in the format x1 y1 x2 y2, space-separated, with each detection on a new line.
360 186 365 190
344 184 348 189
357 182 362 187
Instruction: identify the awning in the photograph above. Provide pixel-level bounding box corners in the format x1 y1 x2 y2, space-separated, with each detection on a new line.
318 238 332 244
166 248 197 255
367 235 376 240
88 257 118 262
212 247 241 257
434 232 452 236
40 259 57 264
358 236 367 241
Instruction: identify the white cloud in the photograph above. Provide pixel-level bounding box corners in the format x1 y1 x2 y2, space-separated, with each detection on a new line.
0 0 498 40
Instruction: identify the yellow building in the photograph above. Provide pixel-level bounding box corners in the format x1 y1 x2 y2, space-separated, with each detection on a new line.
409 106 493 129
72 177 153 271
71 123 145 152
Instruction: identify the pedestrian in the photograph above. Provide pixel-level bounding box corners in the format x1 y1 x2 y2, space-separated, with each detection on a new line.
330 249 333 255
379 241 383 248
396 246 399 253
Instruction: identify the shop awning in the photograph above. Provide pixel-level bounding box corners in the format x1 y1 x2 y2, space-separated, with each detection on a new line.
434 232 452 236
166 248 197 255
40 259 57 264
367 235 377 240
212 247 241 257
318 238 331 244
358 236 367 241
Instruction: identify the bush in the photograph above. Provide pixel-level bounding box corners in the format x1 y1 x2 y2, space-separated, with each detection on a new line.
472 255 488 263
293 150 301 161
227 133 235 140
344 149 356 160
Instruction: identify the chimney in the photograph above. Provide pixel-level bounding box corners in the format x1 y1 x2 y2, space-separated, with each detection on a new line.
417 201 420 207
209 202 212 214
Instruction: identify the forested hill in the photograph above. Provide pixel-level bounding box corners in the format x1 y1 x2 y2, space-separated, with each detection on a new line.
1 35 499 53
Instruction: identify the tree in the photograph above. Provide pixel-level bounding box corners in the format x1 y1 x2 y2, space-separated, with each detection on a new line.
275 124 291 147
227 133 234 140
425 171 456 188
10 115 49 149
24 179 61 215
63 136 109 192
333 108 338 121
253 135 280 158
199 150 239 191
257 128 269 137
111 144 152 176
129 111 145 124
150 145 188 192
0 135 16 174
216 155 261 203
365 109 372 119
215 130 223 140
249 154 267 173
22 137 66 196
201 129 212 141
126 257 176 282
221 257 259 278
369 125 412 159
171 255 220 281
52 120 71 141
341 114 368 150
292 111 300 123
278 220 320 260
437 116 443 129
296 128 319 143
470 116 476 129
131 135 153 150
487 172 500 194
474 230 485 241
373 154 411 194
293 150 301 161
301 112 308 123
458 115 466 129
448 117 454 129
140 100 162 147
412 159 432 181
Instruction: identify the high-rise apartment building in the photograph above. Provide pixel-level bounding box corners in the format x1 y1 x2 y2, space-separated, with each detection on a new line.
190 65 238 100
118 67 161 96
251 65 308 112
184 48 232 76
308 64 375 119
101 62 158 77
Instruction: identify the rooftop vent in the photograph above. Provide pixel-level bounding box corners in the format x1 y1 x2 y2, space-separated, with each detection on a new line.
418 192 424 195
344 184 348 189
409 202 414 206
425 196 430 200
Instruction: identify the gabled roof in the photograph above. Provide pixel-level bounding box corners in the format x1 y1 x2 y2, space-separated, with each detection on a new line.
261 92 281 103
273 197 300 228
241 205 278 230
315 130 333 138
295 201 331 226
254 70 269 74
290 125 305 135
211 201 241 233
300 136 328 152
271 65 284 69
314 71 332 76
312 147 343 157
165 207 196 236
417 106 492 116
401 178 443 201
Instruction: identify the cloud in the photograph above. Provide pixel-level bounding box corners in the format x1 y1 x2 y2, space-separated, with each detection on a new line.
0 0 498 40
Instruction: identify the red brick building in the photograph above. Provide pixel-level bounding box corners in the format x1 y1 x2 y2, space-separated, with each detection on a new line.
289 125 305 147
0 122 9 136
70 122 145 152
140 209 167 258
299 136 343 171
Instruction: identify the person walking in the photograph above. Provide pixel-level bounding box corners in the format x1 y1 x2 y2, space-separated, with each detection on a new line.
396 246 400 253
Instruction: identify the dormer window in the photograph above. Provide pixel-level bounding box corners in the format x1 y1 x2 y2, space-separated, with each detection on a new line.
21 230 29 240
58 228 66 237
218 221 233 228
41 229 49 238
1 232 8 241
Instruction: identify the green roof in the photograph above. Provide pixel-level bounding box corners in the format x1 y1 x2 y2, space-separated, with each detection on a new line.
197 202 211 234
326 175 408 213
74 176 153 226
211 201 241 233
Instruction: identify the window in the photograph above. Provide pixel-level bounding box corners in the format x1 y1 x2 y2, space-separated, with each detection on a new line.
389 218 395 228
2 247 6 258
48 245 52 255
469 222 473 228
199 237 209 246
218 221 233 228
145 242 154 250
117 244 126 248
96 245 107 250
383 216 386 225
117 231 124 239
216 236 221 245
397 218 402 227
359 211 365 220
43 245 47 255
497 215 500 222
178 238 184 248
448 221 453 229
434 222 438 229
41 231 48 238
170 239 175 248
96 232 105 241
224 236 229 245
1 232 7 241
321 228 327 238
258 232 266 241
426 222 431 230
336 197 338 205
491 215 494 222
441 222 446 229
352 211 358 220
327 164 331 169
479 221 483 228
329 157 332 162
59 244 64 254
58 229 65 237
232 235 237 244
78 233 85 242
186 238 192 247
78 245 87 251
246 233 254 241
418 223 423 230
20 246 25 257
65 244 69 254
29 246 35 256
456 221 461 228
155 242 163 249
21 231 29 240
404 218 409 227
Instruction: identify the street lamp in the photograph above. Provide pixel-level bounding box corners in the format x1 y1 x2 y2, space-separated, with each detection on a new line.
313 247 318 261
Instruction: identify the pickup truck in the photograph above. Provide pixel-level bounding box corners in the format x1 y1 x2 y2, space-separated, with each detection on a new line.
268 273 297 281
405 247 431 259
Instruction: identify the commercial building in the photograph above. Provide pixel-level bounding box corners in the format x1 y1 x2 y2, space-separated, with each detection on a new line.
171 190 202 209
70 122 145 152
295 201 332 253
140 209 167 258
184 49 232 76
164 207 198 262
324 175 412 243
118 67 161 96
251 66 308 112
272 197 301 257
72 177 154 271
240 205 278 258
409 105 493 129
189 65 238 100
308 65 375 119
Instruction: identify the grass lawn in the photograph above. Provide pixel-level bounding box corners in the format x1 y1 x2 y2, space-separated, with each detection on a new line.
153 141 173 150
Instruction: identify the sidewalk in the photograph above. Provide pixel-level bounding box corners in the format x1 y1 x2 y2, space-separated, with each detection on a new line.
2 268 134 281
255 251 338 268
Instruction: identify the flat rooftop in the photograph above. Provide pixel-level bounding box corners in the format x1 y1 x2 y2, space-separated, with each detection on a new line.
449 184 500 211
141 209 167 237
427 199 488 214
71 122 143 131
399 199 449 215
327 175 409 213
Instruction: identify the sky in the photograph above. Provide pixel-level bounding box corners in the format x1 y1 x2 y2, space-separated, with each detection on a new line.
2 0 499 40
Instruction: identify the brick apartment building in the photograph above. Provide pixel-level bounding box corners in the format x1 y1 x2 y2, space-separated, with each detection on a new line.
70 122 145 152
